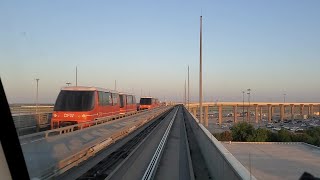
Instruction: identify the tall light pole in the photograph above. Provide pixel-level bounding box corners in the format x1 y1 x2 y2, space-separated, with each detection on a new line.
242 91 245 121
184 79 186 105
247 88 251 122
76 66 78 86
199 15 203 124
283 93 286 103
35 78 40 132
188 65 190 110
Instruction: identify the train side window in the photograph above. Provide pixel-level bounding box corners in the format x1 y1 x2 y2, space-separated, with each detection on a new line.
104 92 111 106
98 91 104 106
127 95 132 104
112 93 118 105
119 94 125 108
130 96 134 104
133 96 136 104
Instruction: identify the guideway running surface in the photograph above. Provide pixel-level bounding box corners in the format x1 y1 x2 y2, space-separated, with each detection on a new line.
107 105 195 180
20 106 170 179
153 105 194 180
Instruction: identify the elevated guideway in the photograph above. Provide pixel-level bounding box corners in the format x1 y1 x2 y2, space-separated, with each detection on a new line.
20 106 172 179
20 105 258 180
70 105 254 180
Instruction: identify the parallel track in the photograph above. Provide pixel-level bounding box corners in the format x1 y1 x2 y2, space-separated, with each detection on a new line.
77 108 174 180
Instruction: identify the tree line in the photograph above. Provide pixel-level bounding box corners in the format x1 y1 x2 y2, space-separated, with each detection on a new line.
213 122 320 147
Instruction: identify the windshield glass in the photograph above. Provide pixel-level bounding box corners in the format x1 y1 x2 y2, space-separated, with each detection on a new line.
140 98 152 105
54 90 95 111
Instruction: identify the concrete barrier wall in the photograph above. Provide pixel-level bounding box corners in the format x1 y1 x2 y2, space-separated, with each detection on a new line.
186 109 257 180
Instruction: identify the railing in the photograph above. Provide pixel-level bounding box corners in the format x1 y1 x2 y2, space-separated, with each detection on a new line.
186 109 257 180
19 107 162 144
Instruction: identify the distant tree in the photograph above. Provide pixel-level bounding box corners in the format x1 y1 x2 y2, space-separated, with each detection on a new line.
213 133 221 140
231 122 255 141
219 131 233 141
277 130 292 142
306 127 320 137
267 132 279 142
247 128 270 142
291 133 311 142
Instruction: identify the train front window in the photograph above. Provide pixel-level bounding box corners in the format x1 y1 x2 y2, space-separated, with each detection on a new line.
54 91 95 111
140 98 152 105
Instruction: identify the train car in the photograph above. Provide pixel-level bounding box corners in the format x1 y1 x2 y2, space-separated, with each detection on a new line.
139 97 160 110
119 93 137 114
51 86 120 129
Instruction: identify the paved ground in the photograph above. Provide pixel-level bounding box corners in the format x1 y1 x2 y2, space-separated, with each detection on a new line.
222 142 320 180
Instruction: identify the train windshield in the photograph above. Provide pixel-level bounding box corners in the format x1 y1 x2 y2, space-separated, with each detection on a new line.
140 98 152 105
54 90 95 111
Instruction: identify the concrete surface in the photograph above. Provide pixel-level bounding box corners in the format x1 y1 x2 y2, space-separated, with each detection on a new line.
222 142 320 180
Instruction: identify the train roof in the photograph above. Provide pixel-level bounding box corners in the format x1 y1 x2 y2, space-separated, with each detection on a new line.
61 86 118 93
140 96 156 99
119 92 135 96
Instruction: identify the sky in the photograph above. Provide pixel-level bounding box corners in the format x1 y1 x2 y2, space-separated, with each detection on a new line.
1 0 320 104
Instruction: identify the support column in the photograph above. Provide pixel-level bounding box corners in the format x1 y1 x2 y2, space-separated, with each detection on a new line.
247 105 250 122
192 107 197 117
260 106 263 122
233 105 238 123
204 106 209 127
280 104 284 121
218 105 222 126
267 104 272 123
271 106 274 121
300 104 304 118
309 104 314 118
290 104 295 120
254 104 259 123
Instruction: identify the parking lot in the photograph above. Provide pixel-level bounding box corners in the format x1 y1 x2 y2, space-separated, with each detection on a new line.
207 115 320 134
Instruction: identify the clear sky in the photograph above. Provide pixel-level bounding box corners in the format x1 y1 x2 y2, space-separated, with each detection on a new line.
1 0 320 104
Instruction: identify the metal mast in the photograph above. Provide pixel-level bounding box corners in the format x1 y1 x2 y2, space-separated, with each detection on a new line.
188 65 190 110
199 16 203 123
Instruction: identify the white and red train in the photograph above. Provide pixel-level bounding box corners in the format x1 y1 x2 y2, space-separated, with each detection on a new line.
51 86 159 129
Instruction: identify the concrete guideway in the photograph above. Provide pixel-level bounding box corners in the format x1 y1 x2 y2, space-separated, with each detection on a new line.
21 106 171 179
106 106 197 180
153 106 195 180
104 106 181 180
